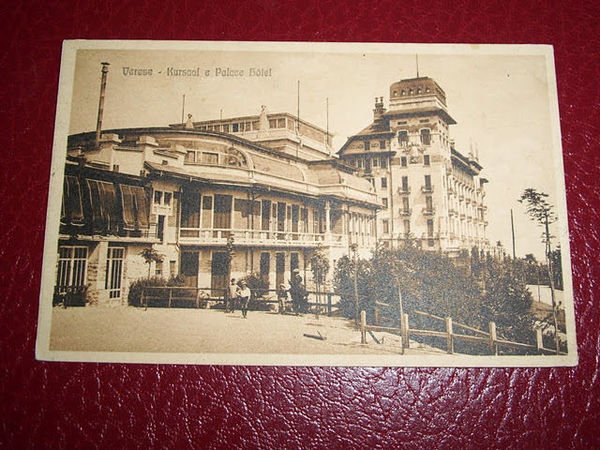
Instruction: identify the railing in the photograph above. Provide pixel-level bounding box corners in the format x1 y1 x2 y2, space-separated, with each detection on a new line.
399 208 412 216
179 228 347 247
422 207 436 216
397 187 411 195
141 286 340 315
53 285 88 308
358 307 565 355
421 185 434 193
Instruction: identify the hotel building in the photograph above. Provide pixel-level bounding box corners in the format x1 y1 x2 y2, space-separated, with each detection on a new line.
337 76 489 255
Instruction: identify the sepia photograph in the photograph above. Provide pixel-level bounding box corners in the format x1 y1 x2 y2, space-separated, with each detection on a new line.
36 41 576 366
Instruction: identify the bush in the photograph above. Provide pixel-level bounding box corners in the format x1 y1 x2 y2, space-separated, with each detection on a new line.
239 273 270 298
128 276 167 307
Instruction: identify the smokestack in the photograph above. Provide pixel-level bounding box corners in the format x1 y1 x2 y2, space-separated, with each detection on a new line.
96 62 110 147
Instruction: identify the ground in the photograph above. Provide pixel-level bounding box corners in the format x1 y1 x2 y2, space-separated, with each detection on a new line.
49 306 446 356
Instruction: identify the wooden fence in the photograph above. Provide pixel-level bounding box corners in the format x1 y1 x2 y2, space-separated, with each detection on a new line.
141 286 339 315
359 308 564 356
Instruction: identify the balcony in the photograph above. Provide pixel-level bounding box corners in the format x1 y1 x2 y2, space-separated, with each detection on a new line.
399 208 412 216
179 228 348 248
397 186 411 195
422 207 436 216
448 208 457 217
421 185 434 194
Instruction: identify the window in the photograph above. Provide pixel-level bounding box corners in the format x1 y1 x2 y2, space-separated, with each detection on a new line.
402 197 410 212
153 190 173 209
155 260 163 277
380 140 386 149
169 260 177 277
364 141 371 151
365 158 372 171
382 220 389 234
398 130 409 146
157 215 165 242
401 176 409 192
372 157 379 167
424 155 430 166
401 156 407 167
427 219 434 236
420 129 431 145
222 124 229 133
404 219 410 235
358 159 364 169
112 164 119 172
382 198 388 209
185 151 196 163
181 191 200 228
381 177 387 189
380 157 388 169
424 175 432 190
56 246 88 288
202 152 219 164
278 118 286 128
426 196 433 211
232 123 239 132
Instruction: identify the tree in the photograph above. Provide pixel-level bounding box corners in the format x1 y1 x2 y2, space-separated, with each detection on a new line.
139 248 164 278
310 244 330 313
480 258 535 348
519 188 561 354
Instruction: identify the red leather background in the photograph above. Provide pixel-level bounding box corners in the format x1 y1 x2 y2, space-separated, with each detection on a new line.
1 1 599 448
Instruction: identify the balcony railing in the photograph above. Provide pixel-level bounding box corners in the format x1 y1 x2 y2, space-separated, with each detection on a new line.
421 185 434 193
422 207 436 216
397 186 411 195
179 228 350 248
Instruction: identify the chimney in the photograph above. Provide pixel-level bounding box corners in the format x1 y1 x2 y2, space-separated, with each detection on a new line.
373 96 386 120
95 62 110 148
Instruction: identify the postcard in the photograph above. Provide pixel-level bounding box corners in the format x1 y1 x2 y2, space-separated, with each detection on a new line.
36 40 577 366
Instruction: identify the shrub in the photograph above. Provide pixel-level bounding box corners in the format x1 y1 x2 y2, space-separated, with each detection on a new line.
239 273 270 298
128 276 167 307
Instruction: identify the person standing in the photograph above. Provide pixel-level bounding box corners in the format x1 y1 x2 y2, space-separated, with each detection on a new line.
238 279 252 318
226 278 238 313
289 269 307 314
277 283 289 314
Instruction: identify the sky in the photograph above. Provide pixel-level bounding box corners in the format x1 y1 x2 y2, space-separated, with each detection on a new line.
66 44 567 260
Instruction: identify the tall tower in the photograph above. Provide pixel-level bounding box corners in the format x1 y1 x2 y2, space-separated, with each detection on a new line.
337 76 488 254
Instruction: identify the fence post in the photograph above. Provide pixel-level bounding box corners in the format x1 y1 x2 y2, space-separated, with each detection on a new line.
446 317 454 354
168 288 172 308
327 293 332 316
360 310 367 344
536 328 543 354
143 289 147 311
374 306 380 326
488 321 497 355
402 313 410 349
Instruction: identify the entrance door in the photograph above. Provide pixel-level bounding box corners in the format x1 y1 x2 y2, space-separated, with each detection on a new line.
260 252 270 288
211 252 229 297
180 250 200 287
275 252 285 288
106 247 124 300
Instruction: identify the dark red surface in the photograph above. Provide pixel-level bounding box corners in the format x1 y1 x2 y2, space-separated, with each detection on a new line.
1 1 599 448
